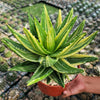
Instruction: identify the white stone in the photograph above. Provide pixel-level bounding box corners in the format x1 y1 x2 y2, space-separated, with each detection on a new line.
94 47 100 53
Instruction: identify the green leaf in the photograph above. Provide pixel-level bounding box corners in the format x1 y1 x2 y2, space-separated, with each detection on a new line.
55 16 77 50
67 54 98 65
34 17 46 46
2 38 40 62
51 58 84 74
51 32 86 57
8 61 39 72
49 71 65 87
7 24 41 55
56 8 73 35
61 31 98 58
46 77 51 84
27 66 53 86
40 5 56 51
46 27 55 52
41 5 56 37
28 14 37 38
68 20 85 41
55 9 62 31
23 28 50 55
59 33 86 57
39 56 58 67
61 31 86 49
46 56 58 67
55 28 71 51
42 56 58 67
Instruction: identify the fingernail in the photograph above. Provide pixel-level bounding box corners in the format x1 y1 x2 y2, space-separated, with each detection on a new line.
63 91 67 95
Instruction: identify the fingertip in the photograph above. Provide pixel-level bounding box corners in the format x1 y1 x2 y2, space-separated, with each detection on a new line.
62 90 72 97
62 91 67 98
63 91 67 95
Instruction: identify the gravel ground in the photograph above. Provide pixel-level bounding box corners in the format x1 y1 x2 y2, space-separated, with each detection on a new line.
0 1 14 14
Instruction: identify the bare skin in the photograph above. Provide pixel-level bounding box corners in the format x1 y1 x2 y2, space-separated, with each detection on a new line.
62 74 100 98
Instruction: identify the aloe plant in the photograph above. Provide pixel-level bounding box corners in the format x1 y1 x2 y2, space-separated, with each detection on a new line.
2 6 98 87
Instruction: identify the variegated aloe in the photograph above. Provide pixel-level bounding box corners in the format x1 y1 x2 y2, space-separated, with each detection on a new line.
2 6 98 87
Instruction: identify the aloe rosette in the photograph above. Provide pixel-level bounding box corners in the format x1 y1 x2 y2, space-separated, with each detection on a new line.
2 6 98 87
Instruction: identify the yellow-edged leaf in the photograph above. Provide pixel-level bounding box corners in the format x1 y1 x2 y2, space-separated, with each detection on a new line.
56 8 73 35
51 33 86 57
34 17 46 46
66 54 98 65
46 28 55 51
7 24 43 55
55 16 77 49
68 20 85 41
51 58 84 74
55 9 62 30
27 66 53 86
28 14 37 38
61 31 98 58
41 5 56 37
55 28 71 51
2 38 40 62
23 28 50 55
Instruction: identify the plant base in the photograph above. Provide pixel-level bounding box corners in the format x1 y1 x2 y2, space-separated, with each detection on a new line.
38 66 80 96
38 80 69 97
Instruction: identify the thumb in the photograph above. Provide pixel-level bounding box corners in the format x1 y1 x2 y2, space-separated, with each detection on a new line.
62 89 72 97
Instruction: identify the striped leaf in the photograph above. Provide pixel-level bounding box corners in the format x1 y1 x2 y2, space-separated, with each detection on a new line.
42 56 58 67
28 14 37 38
2 38 40 62
41 5 56 37
34 17 46 46
23 28 50 55
46 56 58 67
68 20 85 42
67 54 98 65
27 66 53 86
55 9 62 31
61 31 86 49
7 24 41 55
55 16 77 50
59 33 86 57
55 28 71 51
7 24 26 39
51 59 84 74
8 61 39 72
51 32 86 57
46 27 55 51
61 31 98 58
56 8 73 35
49 71 65 87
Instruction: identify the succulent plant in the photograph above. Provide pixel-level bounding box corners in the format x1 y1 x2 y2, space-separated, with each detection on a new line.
1 13 6 17
0 45 5 53
0 56 3 63
2 6 98 87
0 18 3 21
6 72 17 82
0 62 8 72
4 50 12 58
5 15 10 19
0 77 6 90
3 19 9 23
92 13 97 18
10 58 22 66
15 26 20 30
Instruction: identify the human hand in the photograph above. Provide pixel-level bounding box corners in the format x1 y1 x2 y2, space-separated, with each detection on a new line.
62 74 86 98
